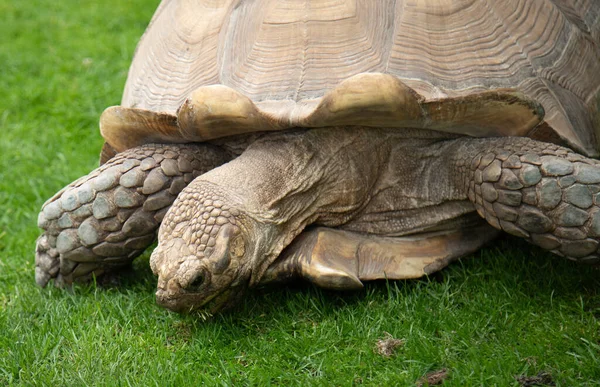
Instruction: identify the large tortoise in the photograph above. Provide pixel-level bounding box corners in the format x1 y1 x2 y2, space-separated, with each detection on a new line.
36 0 600 313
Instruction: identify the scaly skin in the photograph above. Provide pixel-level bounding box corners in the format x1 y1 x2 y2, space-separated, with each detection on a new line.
150 128 600 314
37 128 600 313
36 143 231 287
452 136 600 264
151 127 475 313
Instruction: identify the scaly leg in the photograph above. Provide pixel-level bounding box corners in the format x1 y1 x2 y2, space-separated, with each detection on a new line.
452 136 600 263
35 143 231 286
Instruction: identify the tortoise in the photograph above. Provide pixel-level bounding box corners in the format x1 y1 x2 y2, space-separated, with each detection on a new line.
36 0 600 313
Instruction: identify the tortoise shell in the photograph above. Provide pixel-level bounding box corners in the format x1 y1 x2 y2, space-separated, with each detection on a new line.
100 0 600 159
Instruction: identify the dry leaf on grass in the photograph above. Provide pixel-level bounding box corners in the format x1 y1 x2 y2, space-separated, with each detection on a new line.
416 368 449 386
374 332 405 357
515 371 555 386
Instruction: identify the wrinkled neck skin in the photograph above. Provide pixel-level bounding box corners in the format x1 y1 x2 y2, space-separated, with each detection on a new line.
152 126 472 313
197 127 468 285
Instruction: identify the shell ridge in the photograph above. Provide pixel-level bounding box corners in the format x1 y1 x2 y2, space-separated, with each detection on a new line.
117 0 600 154
106 72 545 147
484 0 598 154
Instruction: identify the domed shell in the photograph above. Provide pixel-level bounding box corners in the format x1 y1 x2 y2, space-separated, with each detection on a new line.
100 0 600 158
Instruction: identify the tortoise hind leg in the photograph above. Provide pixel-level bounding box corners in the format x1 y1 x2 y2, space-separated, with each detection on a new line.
453 136 600 263
261 224 499 290
36 143 231 287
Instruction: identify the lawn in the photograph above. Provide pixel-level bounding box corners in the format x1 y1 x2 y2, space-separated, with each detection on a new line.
1 1 599 385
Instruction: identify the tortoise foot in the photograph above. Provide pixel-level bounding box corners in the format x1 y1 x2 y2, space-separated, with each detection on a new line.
461 137 600 264
35 143 230 287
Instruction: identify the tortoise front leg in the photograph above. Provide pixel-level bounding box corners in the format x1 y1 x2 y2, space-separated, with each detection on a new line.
35 143 231 287
453 136 600 263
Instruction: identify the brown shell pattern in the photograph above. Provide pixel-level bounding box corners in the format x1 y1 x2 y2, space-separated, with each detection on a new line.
102 0 600 156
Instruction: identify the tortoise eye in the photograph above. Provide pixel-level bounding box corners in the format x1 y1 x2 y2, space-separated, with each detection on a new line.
188 274 204 291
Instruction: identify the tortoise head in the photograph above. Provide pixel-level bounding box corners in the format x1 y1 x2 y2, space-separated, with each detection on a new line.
150 182 276 314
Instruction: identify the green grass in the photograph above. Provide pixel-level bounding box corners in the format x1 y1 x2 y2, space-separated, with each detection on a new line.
1 1 599 385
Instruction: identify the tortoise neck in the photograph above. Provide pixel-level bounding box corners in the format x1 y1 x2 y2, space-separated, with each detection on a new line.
198 127 391 246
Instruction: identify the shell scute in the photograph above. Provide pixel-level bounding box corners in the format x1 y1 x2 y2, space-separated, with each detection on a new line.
106 0 600 156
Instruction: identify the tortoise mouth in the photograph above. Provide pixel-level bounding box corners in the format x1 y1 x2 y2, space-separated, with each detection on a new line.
155 280 247 314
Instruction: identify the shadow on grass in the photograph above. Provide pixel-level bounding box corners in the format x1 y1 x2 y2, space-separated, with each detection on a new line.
52 233 600 331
